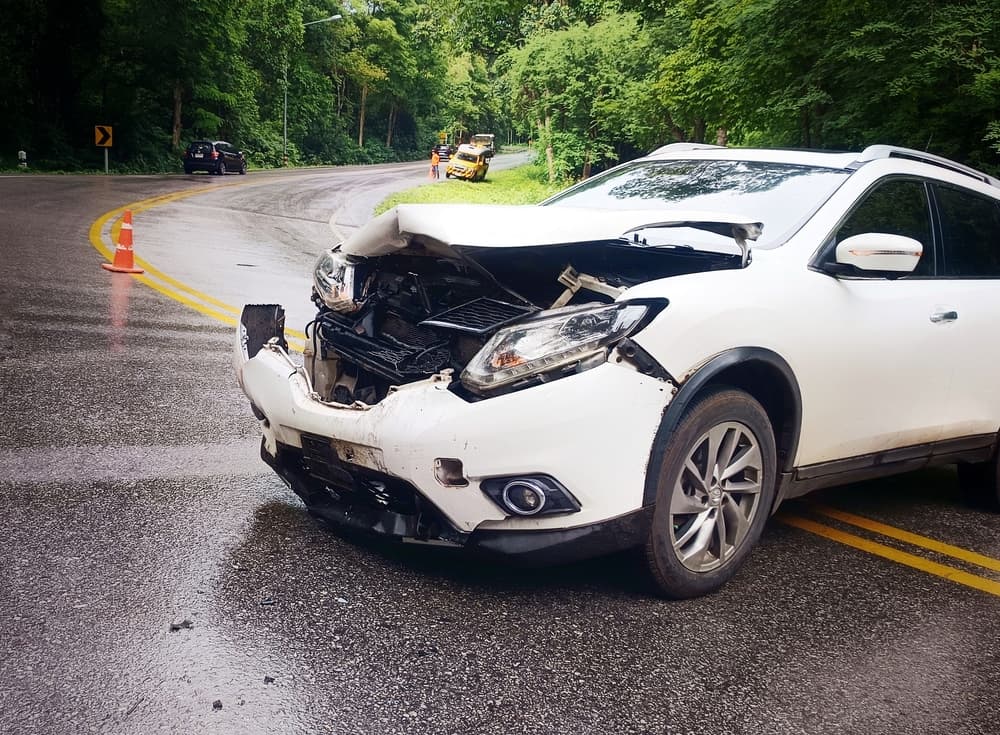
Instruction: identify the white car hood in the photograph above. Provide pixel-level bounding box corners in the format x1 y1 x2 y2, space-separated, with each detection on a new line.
341 204 761 257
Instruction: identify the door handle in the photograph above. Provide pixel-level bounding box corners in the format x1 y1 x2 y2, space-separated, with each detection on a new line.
930 310 958 323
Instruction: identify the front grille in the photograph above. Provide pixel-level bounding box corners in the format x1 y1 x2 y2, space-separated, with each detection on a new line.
318 321 449 380
420 298 535 335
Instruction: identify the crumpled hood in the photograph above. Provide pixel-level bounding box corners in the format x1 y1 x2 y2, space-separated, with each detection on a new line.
341 204 761 257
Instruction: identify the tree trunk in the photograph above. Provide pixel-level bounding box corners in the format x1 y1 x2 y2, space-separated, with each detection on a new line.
358 84 367 148
386 104 395 147
716 127 728 146
663 112 686 142
171 81 183 150
692 117 706 144
538 114 555 183
335 76 345 117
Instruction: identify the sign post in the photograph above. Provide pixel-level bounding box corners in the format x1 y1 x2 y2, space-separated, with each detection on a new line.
95 126 113 174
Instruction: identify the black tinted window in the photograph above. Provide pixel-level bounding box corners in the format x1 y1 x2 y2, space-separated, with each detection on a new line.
935 184 1000 277
836 179 933 276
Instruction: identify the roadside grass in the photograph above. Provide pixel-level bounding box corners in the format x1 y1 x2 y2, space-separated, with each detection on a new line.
374 164 568 215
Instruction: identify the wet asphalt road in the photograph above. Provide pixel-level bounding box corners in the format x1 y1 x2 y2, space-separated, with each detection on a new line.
1 161 999 735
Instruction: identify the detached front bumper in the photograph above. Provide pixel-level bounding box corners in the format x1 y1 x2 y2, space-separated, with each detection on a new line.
235 306 672 564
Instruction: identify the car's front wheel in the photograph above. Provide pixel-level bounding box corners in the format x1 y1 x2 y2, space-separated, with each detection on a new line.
645 387 777 599
239 160 248 175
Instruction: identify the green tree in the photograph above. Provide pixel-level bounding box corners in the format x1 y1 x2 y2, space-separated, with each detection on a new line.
503 12 652 181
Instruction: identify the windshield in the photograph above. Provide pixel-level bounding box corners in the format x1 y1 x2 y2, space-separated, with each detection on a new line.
542 159 850 248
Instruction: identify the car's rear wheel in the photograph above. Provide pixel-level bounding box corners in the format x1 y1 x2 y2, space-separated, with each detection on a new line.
217 161 226 175
183 167 193 175
645 387 777 599
957 457 1000 511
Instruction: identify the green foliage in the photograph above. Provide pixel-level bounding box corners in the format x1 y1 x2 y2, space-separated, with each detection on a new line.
651 0 1000 168
503 12 655 177
3 0 998 176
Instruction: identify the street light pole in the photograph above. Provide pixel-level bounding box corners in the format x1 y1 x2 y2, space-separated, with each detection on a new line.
283 14 342 167
283 62 288 166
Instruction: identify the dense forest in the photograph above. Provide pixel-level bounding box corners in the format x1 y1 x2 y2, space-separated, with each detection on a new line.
2 0 999 177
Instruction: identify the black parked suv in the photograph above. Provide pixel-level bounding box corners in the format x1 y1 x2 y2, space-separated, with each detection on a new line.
183 140 247 175
433 143 454 161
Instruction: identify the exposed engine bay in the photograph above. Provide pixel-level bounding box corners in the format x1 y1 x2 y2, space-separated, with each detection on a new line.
307 239 742 405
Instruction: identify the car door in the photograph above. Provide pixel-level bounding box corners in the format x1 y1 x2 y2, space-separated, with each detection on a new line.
219 142 236 170
800 177 958 465
924 181 1000 440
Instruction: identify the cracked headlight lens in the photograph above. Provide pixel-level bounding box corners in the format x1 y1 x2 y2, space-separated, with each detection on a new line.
461 302 649 393
313 249 359 313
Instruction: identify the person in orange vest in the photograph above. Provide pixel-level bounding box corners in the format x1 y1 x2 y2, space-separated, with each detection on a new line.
430 149 441 179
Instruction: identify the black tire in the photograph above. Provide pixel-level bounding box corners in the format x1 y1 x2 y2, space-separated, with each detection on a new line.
239 161 248 175
183 167 193 175
957 459 1000 511
645 387 777 599
217 161 226 175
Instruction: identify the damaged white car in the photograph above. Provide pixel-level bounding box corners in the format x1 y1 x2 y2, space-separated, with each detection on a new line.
235 144 1000 598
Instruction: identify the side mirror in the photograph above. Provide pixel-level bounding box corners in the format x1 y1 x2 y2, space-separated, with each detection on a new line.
834 233 922 274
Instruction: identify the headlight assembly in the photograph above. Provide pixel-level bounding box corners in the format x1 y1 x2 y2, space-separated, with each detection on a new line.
313 249 360 313
461 302 653 393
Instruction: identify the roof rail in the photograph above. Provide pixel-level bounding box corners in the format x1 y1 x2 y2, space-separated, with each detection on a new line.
854 145 1000 188
648 142 726 156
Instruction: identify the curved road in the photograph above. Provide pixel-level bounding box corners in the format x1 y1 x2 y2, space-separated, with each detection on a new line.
1 159 999 735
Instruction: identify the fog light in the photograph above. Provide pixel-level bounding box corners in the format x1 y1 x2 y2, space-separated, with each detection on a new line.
502 479 547 515
480 475 581 517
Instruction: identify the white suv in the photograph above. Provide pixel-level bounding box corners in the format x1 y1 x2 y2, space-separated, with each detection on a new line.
235 144 1000 598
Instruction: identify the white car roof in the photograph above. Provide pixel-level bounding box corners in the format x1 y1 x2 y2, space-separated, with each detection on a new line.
643 142 1000 187
643 144 860 170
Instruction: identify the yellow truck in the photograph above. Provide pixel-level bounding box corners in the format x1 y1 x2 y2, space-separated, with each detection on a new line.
445 143 490 181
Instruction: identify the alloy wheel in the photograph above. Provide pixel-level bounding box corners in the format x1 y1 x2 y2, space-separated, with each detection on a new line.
668 420 764 573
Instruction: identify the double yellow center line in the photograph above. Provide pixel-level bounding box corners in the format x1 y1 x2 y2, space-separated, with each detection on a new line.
779 505 1000 597
88 183 307 351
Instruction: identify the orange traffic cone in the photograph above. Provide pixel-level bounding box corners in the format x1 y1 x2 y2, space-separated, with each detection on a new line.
101 210 144 274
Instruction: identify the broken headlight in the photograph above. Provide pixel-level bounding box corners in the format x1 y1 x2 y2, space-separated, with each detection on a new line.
313 249 360 313
461 302 649 393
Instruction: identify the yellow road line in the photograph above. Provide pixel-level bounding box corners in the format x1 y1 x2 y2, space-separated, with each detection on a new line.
811 504 1000 573
88 183 308 348
779 514 1000 598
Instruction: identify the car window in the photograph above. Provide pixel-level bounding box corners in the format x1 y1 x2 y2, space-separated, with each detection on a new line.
542 160 850 248
835 178 934 276
933 184 1000 277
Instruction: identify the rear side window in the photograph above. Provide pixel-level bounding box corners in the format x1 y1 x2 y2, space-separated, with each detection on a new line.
934 184 1000 277
836 179 934 276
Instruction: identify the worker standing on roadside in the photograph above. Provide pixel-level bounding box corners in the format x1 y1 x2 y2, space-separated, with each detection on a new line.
430 149 441 179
